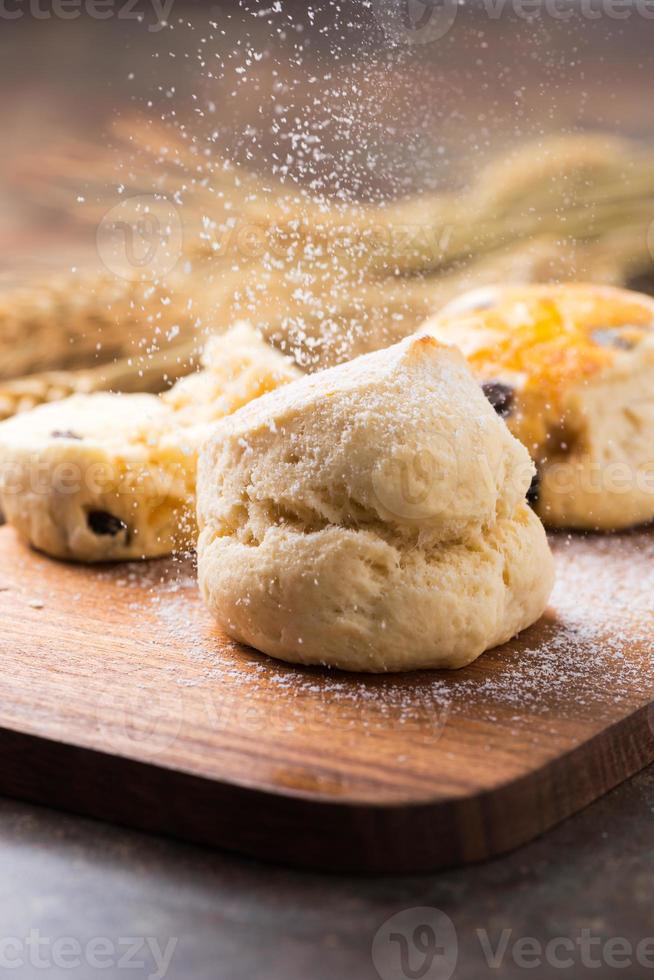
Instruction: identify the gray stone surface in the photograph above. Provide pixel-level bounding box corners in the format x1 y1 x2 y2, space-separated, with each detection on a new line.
0 766 653 979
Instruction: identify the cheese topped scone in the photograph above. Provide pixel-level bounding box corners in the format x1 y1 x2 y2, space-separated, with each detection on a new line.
197 335 553 672
425 283 654 530
0 324 301 562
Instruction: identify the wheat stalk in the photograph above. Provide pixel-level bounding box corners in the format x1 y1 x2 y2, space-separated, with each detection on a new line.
0 339 199 422
0 126 653 414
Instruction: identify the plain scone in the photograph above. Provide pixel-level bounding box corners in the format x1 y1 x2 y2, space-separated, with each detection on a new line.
197 335 554 672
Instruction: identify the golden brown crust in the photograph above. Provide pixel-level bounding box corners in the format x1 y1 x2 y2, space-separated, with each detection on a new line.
425 284 654 530
436 283 654 386
426 283 654 457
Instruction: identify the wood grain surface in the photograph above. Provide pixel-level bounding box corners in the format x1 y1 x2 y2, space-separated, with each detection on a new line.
0 524 653 872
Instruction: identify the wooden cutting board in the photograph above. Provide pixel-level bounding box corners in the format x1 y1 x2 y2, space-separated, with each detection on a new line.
0 523 653 873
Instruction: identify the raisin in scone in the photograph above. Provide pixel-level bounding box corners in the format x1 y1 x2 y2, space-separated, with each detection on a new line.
425 283 654 531
0 324 300 562
197 335 553 672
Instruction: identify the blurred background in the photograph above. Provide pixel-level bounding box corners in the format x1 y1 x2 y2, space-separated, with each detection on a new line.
2 0 654 405
3 0 654 252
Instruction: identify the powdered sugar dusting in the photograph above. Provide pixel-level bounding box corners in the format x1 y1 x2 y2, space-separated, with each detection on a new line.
138 529 654 737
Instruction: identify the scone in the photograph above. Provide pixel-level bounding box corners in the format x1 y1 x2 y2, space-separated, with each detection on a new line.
0 324 300 561
197 335 554 672
161 324 302 425
425 283 654 530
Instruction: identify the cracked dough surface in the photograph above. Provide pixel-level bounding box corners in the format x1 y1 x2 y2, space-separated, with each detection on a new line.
0 324 300 561
197 334 553 672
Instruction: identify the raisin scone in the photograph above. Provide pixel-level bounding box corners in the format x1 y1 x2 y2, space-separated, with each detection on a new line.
197 335 553 672
0 324 300 562
425 283 654 531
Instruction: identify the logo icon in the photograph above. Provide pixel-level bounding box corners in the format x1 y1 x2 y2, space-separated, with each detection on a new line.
371 437 458 522
96 668 184 759
372 907 458 980
374 0 458 46
97 195 183 281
